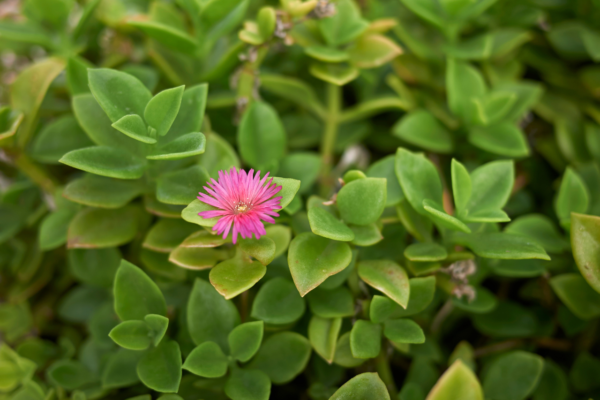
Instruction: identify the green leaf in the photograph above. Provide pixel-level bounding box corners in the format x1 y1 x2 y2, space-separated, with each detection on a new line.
451 159 471 215
309 63 359 86
319 0 369 46
148 132 206 160
260 74 324 115
404 243 447 262
265 225 292 259
349 34 402 68
178 230 227 248
358 260 410 308
384 319 425 344
271 177 301 209
505 214 569 253
569 352 600 392
308 207 355 241
550 273 600 319
199 132 241 178
225 367 271 400
334 332 365 368
350 320 382 359
187 278 240 352
88 69 152 123
67 57 92 95
277 152 322 194
288 233 353 296
392 110 453 153
130 20 198 53
169 246 227 270
114 260 167 321
461 160 514 222
532 359 569 400
423 199 472 233
165 84 208 142
10 57 65 147
143 219 198 253
157 165 210 205
555 168 589 229
307 287 355 318
472 301 538 337
426 360 483 400
350 223 383 246
396 199 433 242
47 360 94 391
209 253 266 299
446 58 486 122
337 178 387 225
0 21 52 47
238 101 286 170
29 115 94 163
60 146 146 179
306 46 350 63
395 148 442 216
112 114 155 144
67 206 139 249
251 277 306 325
330 372 391 400
68 248 120 288
0 344 37 392
238 236 276 265
109 320 151 350
64 174 144 209
229 321 263 362
455 232 550 260
483 351 544 400
468 123 529 158
182 341 228 378
23 0 73 27
571 213 600 293
101 349 143 389
72 94 148 158
145 314 169 346
367 155 404 206
451 287 498 314
370 277 436 322
248 332 312 384
137 340 182 393
39 208 77 251
308 316 341 363
144 86 185 136
141 249 187 282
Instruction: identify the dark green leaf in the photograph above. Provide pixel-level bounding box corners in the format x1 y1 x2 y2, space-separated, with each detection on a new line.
187 278 240 352
182 341 228 378
114 259 167 321
350 320 381 359
288 233 353 296
137 340 182 393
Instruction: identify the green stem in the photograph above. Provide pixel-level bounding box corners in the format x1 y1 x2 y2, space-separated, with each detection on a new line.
14 153 58 194
375 350 398 398
319 83 341 197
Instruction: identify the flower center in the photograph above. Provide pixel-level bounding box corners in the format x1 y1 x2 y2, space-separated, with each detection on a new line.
235 202 249 213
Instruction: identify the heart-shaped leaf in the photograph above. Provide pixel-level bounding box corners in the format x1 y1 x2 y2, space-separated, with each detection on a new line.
209 253 267 299
308 207 355 241
358 260 410 308
182 341 228 378
288 233 353 296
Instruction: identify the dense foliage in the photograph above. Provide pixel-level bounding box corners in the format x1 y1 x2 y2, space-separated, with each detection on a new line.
2 0 600 399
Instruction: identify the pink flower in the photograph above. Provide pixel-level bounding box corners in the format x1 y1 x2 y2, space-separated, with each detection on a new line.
197 168 282 244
